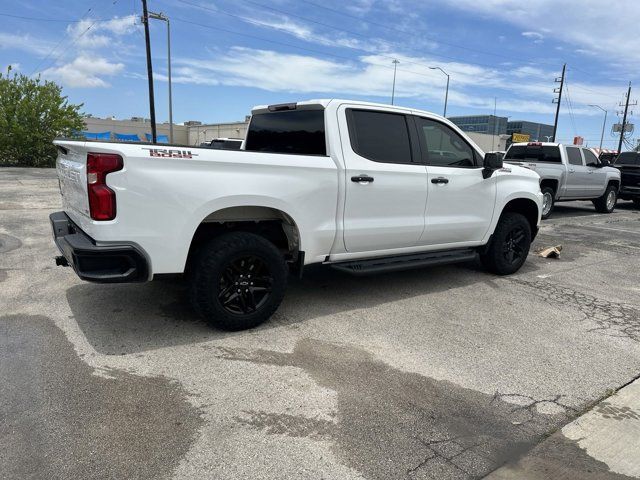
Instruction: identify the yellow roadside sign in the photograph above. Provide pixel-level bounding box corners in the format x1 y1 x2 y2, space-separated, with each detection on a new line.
512 133 530 143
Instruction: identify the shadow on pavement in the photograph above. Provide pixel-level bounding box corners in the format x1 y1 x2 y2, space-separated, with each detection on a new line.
66 260 508 355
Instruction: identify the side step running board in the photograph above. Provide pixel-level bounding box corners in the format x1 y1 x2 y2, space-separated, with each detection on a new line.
329 249 477 275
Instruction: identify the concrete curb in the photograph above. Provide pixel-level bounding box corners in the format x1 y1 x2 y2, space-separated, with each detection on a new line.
485 376 640 479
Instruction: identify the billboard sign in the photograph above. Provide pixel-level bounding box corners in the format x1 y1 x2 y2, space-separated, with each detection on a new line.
512 133 530 143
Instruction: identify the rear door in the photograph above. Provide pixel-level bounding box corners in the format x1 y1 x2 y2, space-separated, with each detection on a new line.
565 146 589 197
413 116 496 245
339 105 428 252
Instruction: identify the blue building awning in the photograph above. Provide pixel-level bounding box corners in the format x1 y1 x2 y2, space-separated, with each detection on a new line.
145 133 169 143
82 131 111 140
115 133 140 142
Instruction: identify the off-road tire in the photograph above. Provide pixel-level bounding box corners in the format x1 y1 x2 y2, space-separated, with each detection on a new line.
188 232 287 330
593 184 617 213
540 186 555 220
480 212 532 275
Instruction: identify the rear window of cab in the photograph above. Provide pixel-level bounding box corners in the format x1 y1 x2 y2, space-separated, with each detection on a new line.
505 145 562 163
244 109 326 156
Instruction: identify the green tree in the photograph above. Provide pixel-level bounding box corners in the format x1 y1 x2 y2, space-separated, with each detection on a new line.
0 66 84 167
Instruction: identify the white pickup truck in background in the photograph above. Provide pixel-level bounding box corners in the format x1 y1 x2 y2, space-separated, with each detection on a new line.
51 99 542 330
504 142 621 218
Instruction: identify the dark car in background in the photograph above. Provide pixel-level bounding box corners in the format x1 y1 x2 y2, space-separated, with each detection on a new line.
613 152 640 208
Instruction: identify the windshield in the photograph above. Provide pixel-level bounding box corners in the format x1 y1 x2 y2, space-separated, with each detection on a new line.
505 145 562 163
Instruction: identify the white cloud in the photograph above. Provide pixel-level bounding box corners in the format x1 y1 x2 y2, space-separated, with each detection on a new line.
521 31 544 44
65 15 138 49
0 32 53 56
433 0 640 67
42 55 124 88
161 47 554 113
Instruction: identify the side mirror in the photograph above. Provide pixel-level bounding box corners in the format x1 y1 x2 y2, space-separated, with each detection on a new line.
483 152 503 178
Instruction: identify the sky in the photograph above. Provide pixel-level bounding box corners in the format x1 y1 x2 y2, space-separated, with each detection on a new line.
1 0 638 148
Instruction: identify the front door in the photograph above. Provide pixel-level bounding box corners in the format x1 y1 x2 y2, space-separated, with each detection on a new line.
413 116 496 246
339 106 428 253
582 148 607 196
565 146 590 197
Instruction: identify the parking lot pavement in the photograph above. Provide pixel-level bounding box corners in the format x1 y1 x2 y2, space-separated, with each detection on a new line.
2 167 640 480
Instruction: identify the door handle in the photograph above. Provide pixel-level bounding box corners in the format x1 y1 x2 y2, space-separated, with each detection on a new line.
431 177 449 184
569 169 575 173
588 170 594 174
351 175 374 183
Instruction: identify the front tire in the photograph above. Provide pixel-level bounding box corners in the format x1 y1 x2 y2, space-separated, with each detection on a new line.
188 232 288 330
593 184 617 213
480 212 532 275
540 187 555 219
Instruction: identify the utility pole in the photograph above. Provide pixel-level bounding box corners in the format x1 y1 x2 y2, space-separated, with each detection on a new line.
141 0 157 143
148 11 173 143
617 82 635 153
391 59 399 105
551 63 565 142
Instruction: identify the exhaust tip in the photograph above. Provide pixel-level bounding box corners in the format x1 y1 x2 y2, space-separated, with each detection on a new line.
55 256 69 267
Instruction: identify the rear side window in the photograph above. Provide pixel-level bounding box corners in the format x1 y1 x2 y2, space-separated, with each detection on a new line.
566 147 584 166
347 109 412 164
615 152 640 165
245 110 326 155
505 145 561 163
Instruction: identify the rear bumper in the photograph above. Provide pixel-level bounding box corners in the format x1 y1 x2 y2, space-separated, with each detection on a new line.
50 211 149 283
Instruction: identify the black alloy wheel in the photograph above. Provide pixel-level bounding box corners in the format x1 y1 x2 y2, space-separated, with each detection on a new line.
502 225 527 266
218 255 273 315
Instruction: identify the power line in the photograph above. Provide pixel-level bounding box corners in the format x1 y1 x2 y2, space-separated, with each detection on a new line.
295 0 567 69
0 12 82 22
176 0 502 72
172 17 444 81
31 0 121 76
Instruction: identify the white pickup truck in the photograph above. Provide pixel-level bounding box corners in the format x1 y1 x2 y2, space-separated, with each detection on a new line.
504 142 621 218
51 99 542 330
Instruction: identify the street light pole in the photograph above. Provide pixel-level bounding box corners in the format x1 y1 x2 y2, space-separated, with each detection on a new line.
391 59 399 105
141 0 157 143
429 66 450 117
148 11 173 143
588 104 607 152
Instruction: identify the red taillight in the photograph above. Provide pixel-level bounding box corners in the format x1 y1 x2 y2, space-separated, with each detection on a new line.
87 153 123 221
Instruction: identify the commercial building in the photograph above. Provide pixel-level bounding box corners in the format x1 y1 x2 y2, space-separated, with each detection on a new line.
447 115 508 136
82 116 250 145
507 120 554 142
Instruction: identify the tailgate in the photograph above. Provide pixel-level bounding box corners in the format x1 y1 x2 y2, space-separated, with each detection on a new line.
619 166 640 188
55 140 90 221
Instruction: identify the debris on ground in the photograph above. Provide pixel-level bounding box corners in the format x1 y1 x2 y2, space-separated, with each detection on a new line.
537 245 563 258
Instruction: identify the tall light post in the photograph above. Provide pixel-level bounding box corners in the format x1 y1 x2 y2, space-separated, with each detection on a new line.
391 59 399 105
588 104 607 152
147 11 173 143
429 66 450 117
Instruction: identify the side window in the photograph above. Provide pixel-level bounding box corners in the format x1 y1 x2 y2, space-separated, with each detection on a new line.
582 149 600 166
415 117 477 167
566 147 584 166
347 109 412 164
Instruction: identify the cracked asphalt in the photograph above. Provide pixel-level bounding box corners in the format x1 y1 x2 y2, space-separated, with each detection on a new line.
2 167 640 479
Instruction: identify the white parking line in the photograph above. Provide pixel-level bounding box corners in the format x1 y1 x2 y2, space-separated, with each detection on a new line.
587 225 640 235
